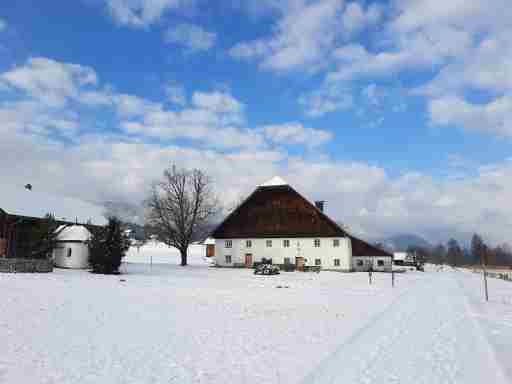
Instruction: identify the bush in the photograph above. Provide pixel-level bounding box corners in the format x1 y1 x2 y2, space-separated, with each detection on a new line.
88 217 130 274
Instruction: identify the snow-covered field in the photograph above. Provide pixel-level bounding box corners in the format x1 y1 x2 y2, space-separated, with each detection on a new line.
123 241 213 266
1 256 511 383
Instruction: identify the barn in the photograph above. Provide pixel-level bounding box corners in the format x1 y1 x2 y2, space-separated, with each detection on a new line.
0 184 107 260
211 177 392 272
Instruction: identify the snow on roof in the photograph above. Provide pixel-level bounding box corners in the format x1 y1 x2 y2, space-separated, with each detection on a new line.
0 184 107 225
260 176 288 187
56 225 92 242
203 237 215 245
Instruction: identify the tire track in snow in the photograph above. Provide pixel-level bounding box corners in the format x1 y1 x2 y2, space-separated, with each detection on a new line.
302 272 508 384
0 360 7 384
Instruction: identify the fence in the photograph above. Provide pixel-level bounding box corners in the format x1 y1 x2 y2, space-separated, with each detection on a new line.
0 258 53 273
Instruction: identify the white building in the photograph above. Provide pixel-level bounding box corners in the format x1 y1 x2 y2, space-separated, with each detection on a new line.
53 225 92 269
393 251 416 266
211 177 391 272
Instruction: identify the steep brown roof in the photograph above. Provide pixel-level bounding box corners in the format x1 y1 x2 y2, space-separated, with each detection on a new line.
350 235 392 257
212 184 347 239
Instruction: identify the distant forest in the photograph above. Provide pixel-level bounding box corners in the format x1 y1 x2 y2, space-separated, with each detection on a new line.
396 234 512 267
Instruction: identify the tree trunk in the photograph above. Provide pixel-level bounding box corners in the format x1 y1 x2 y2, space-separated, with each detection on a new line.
180 248 188 266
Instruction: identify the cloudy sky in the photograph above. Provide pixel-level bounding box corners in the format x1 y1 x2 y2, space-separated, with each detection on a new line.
1 0 511 244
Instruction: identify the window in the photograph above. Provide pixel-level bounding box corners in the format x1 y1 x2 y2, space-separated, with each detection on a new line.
283 239 290 248
225 255 232 263
225 240 232 248
314 239 321 247
377 260 385 267
334 259 340 266
67 248 72 258
357 260 364 266
315 259 321 266
284 257 291 265
333 239 340 247
246 240 252 248
266 240 272 248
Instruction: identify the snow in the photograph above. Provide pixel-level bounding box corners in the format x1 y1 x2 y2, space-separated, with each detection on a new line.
260 176 288 187
0 184 107 225
0 264 511 383
55 225 92 242
124 241 213 266
203 237 215 245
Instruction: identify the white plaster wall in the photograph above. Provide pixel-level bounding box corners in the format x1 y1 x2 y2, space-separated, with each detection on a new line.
53 242 90 269
352 256 392 272
215 237 351 270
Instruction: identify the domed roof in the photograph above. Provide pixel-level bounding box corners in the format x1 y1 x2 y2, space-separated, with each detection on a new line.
55 225 92 242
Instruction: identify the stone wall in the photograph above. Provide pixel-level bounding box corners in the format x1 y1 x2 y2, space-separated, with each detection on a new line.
0 258 53 273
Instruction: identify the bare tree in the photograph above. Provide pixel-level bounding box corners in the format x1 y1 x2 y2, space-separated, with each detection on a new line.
146 166 219 266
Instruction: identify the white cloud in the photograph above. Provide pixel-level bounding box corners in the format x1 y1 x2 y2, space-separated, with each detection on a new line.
1 57 97 107
342 2 382 35
428 95 512 136
0 19 7 31
164 83 186 106
3 100 512 244
4 56 512 244
414 33 512 97
164 22 216 52
230 1 386 72
361 84 382 106
289 0 512 134
0 101 80 137
102 0 192 27
191 91 244 114
262 123 333 147
327 24 472 83
230 0 344 72
298 84 353 118
0 57 259 150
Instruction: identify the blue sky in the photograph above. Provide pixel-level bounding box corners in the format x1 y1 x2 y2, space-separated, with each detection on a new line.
1 0 511 244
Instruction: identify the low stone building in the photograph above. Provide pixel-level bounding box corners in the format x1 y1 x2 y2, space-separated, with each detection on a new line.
53 225 92 269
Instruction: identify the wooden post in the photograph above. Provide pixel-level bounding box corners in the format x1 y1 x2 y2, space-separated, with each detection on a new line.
482 263 489 302
392 269 395 287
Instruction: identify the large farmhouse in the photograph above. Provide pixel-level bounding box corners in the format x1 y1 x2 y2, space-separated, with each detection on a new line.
211 177 392 272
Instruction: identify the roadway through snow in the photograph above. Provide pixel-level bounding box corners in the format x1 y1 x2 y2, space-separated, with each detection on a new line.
304 269 510 384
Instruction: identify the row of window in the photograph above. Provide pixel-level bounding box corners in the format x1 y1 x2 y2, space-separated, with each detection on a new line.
355 259 385 267
223 256 341 266
224 257 386 267
225 239 340 248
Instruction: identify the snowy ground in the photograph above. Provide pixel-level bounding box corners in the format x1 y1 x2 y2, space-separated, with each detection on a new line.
1 259 511 383
123 241 213 266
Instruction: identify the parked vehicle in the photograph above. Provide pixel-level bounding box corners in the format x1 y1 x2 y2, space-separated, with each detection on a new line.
254 264 280 275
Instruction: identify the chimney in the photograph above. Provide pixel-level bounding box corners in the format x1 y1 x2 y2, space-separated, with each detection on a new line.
315 200 325 212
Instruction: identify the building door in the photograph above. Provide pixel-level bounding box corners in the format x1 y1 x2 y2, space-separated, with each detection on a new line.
245 253 253 267
295 257 305 271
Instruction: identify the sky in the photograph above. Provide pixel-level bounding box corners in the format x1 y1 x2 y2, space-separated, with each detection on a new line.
0 0 511 245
